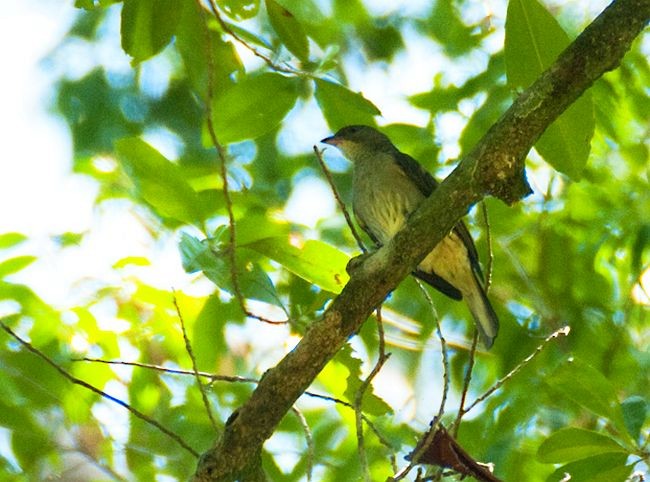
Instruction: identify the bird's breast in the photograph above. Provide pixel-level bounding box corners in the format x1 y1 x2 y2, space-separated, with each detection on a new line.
353 160 424 244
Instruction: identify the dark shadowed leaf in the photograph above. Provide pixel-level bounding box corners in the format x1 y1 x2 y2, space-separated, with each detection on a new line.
620 396 647 441
537 427 626 463
314 79 380 131
545 453 631 482
265 0 309 61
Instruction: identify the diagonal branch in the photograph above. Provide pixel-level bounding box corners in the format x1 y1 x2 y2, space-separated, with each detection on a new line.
192 1 650 480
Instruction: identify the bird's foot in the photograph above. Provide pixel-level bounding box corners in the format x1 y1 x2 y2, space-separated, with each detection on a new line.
346 252 373 275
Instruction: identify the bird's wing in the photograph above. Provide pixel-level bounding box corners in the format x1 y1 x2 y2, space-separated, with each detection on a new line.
395 150 485 281
353 203 382 248
394 151 438 197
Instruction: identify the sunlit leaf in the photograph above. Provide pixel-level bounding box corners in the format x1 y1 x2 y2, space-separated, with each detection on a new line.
0 256 36 278
0 233 27 249
218 0 259 20
245 236 350 293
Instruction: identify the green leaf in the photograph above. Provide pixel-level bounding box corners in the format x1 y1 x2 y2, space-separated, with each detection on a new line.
51 231 85 247
0 256 36 278
217 0 259 20
505 0 594 179
535 98 594 180
265 0 309 61
314 79 381 131
0 233 27 249
120 0 179 63
212 73 299 144
631 224 650 274
179 233 285 308
245 236 350 293
115 137 204 225
621 396 647 441
177 0 243 100
547 358 627 432
339 345 392 416
537 428 626 463
545 453 631 482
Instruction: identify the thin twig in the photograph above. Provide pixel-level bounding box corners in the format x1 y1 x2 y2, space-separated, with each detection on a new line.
464 326 571 414
173 292 219 432
74 357 259 383
391 282 450 482
451 331 478 437
313 146 367 253
291 407 314 482
481 201 494 291
0 321 199 458
452 204 491 436
390 417 444 482
206 0 299 74
198 0 286 326
415 281 450 421
355 308 390 482
76 357 397 457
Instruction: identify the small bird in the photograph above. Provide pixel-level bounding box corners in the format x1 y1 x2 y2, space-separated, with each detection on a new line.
321 125 499 348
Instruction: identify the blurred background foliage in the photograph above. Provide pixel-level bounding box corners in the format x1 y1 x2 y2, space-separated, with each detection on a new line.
0 0 648 480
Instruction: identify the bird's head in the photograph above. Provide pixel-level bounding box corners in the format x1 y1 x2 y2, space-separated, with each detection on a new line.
321 125 394 161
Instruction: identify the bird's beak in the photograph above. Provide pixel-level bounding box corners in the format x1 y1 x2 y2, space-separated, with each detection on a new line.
321 135 340 146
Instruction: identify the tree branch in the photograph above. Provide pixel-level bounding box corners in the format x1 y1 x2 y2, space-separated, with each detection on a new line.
192 1 650 479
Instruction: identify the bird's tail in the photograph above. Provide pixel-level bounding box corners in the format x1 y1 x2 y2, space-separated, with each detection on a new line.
464 274 499 349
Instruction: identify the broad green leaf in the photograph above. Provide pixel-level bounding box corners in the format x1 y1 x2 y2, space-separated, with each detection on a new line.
218 0 259 20
245 236 350 293
177 0 243 100
192 295 236 370
0 256 36 278
314 79 381 131
212 73 299 144
505 0 594 179
545 453 631 482
235 213 290 245
179 233 285 308
265 0 309 61
0 233 27 249
338 346 393 416
115 137 204 225
621 396 647 441
120 0 178 63
537 428 626 463
547 358 626 432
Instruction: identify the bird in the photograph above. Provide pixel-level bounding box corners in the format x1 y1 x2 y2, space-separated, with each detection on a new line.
321 125 499 348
